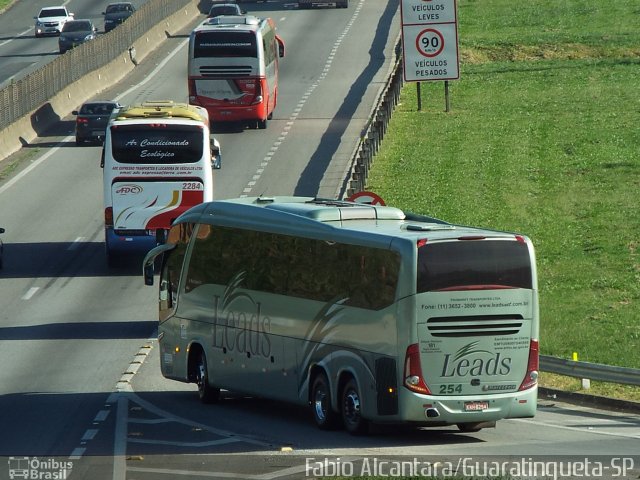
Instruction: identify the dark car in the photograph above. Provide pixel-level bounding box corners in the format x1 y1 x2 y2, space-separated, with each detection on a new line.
0 227 4 269
103 2 136 33
72 101 121 145
58 19 97 54
207 3 245 18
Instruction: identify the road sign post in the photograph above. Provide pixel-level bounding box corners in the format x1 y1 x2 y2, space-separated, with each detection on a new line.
400 0 459 109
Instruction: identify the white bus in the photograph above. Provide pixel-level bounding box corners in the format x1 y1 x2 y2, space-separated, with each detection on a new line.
143 197 539 434
187 15 285 129
102 101 221 266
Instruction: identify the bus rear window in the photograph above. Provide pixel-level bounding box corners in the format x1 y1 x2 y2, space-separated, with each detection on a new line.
194 32 257 58
110 124 204 164
417 240 532 293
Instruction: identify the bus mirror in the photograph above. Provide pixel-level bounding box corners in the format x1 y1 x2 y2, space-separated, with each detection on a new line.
210 140 221 169
276 35 285 58
144 262 154 286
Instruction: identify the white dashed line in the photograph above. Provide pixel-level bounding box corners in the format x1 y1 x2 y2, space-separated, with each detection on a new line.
22 287 39 300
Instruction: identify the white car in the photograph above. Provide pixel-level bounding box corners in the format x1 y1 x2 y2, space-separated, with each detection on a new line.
34 6 75 37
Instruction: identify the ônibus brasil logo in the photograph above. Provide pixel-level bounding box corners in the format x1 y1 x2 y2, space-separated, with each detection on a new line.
115 184 143 195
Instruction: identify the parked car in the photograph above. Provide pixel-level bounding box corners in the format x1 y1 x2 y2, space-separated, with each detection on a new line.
58 19 97 54
102 2 136 33
207 3 245 18
34 6 74 37
0 227 4 269
72 100 122 145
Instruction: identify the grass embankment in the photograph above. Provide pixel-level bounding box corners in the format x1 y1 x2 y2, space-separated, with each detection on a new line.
367 0 640 401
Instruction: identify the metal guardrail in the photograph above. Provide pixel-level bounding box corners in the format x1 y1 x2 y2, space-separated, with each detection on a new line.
0 0 190 131
540 355 640 387
344 51 404 198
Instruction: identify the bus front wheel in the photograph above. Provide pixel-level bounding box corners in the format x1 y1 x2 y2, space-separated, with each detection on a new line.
195 352 220 404
341 378 368 435
311 373 341 430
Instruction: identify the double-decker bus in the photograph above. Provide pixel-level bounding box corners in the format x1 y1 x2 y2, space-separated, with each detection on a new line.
187 15 285 129
101 101 221 266
143 197 539 434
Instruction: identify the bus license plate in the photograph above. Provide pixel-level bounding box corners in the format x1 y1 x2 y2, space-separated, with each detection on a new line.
464 401 489 411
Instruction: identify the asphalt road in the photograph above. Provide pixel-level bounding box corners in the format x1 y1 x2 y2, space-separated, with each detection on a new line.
0 1 639 479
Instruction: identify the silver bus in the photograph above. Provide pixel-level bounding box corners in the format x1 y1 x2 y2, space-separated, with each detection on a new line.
143 196 539 434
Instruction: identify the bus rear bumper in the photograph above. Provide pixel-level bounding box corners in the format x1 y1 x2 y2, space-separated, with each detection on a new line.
398 386 538 425
105 228 159 255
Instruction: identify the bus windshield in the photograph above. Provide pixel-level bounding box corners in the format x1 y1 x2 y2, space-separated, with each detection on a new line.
110 124 204 164
194 32 257 58
417 239 533 292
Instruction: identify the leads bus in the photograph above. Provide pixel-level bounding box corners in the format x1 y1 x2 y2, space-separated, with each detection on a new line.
187 15 285 129
143 197 539 434
102 101 221 266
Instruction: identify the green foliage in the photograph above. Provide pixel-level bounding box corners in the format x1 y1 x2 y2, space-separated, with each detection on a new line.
368 0 640 368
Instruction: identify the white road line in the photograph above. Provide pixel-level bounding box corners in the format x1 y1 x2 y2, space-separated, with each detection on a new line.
93 410 110 422
22 287 39 300
81 429 99 442
69 447 86 460
67 237 85 250
513 417 640 439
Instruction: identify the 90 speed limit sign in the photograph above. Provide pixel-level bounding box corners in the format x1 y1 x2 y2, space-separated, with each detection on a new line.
416 28 444 57
402 23 459 81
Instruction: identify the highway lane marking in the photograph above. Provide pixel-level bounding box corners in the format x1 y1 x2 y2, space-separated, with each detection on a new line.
22 287 39 300
240 0 365 197
69 447 86 460
93 410 111 423
513 417 640 439
67 236 85 250
81 429 99 442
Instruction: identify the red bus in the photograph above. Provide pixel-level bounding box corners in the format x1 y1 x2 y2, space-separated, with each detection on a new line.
188 16 285 129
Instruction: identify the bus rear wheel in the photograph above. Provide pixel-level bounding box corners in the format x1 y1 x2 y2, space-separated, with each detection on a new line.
311 373 341 430
257 118 267 129
341 378 368 435
457 422 484 433
195 352 220 404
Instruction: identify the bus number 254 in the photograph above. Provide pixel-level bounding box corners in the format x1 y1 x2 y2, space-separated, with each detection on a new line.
182 182 202 190
439 384 462 394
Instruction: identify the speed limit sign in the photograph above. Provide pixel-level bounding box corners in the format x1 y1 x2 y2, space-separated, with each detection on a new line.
400 0 459 82
416 28 445 58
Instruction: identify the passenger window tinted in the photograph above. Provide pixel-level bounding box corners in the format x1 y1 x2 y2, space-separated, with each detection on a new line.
417 240 533 293
185 225 400 310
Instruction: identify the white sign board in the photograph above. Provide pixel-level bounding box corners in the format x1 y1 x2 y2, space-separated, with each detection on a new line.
401 0 460 82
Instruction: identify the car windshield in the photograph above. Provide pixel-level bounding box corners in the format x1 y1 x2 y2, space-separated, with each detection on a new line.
40 8 67 18
209 6 240 16
63 21 91 32
106 4 132 13
80 103 115 115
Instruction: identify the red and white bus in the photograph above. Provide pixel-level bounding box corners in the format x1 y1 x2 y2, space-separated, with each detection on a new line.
188 15 285 129
101 101 221 266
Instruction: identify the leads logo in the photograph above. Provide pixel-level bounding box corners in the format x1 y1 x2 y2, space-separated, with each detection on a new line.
115 184 143 195
440 341 512 378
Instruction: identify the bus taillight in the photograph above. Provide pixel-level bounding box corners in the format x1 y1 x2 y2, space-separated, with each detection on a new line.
518 339 539 391
105 207 114 227
403 344 431 395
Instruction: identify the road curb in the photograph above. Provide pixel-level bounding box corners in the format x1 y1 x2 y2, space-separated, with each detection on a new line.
539 387 640 414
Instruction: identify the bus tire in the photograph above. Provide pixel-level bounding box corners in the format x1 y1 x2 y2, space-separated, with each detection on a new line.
195 352 220 404
257 118 267 129
311 373 341 430
341 378 368 435
457 422 483 433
